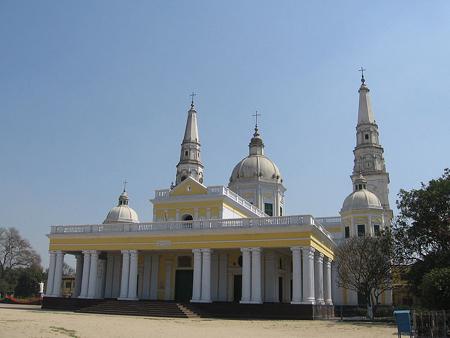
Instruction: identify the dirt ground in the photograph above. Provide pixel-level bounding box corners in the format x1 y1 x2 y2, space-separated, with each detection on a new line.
0 304 397 338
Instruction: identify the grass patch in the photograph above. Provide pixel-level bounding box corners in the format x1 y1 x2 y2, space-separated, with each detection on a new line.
49 326 79 338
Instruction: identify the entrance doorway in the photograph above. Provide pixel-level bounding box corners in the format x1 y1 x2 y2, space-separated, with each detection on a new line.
174 270 193 302
233 275 242 302
278 277 283 302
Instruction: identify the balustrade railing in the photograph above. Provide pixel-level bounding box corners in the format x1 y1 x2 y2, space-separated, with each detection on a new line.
153 184 267 217
50 214 334 238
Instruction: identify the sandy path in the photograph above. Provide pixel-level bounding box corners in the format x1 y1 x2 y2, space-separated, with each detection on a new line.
0 306 396 338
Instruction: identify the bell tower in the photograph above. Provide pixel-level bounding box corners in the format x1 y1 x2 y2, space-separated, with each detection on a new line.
175 94 204 185
352 70 392 221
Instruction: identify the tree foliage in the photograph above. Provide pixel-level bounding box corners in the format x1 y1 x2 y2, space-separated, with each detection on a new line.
335 234 394 319
0 227 42 295
394 168 450 262
393 169 450 307
419 267 450 310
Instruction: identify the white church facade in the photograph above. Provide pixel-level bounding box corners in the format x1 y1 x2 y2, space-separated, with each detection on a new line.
44 75 393 313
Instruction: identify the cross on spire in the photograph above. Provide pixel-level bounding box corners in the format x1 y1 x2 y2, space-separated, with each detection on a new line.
122 179 128 192
190 92 197 108
252 111 261 128
358 66 366 84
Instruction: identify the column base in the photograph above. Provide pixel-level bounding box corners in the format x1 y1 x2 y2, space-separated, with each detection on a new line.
290 301 303 305
325 301 333 305
118 297 139 301
316 299 325 305
300 299 316 305
191 299 212 303
44 294 57 298
248 300 262 304
239 300 252 304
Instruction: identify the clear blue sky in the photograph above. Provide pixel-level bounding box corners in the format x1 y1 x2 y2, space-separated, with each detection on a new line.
1 1 449 268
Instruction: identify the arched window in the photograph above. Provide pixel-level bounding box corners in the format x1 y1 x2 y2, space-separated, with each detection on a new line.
182 214 193 221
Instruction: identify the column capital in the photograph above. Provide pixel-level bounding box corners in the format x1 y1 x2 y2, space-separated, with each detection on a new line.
49 250 57 255
55 250 64 255
90 250 98 256
301 246 315 258
129 250 138 255
290 246 302 253
192 248 202 254
82 250 91 255
240 247 251 253
250 247 262 253
121 249 130 254
315 252 324 263
201 248 212 254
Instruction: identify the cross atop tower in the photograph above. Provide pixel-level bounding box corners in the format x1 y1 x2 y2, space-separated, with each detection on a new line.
122 179 128 193
252 110 261 128
358 66 366 84
190 92 197 108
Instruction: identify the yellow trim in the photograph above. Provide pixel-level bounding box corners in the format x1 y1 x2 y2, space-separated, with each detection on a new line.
49 229 333 254
169 178 207 196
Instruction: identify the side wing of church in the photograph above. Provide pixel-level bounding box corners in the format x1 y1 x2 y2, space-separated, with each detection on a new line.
44 76 393 312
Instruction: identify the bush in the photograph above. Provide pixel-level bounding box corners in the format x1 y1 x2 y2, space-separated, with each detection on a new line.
420 267 450 310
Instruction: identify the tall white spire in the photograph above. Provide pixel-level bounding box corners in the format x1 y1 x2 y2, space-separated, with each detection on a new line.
358 79 375 124
175 95 204 185
351 71 392 219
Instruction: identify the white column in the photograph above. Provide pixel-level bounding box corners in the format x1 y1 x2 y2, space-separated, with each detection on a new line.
218 253 228 301
79 250 91 298
53 251 65 297
301 247 315 304
291 247 302 304
201 249 212 302
191 249 202 302
141 254 152 299
164 261 172 300
264 252 277 302
127 250 138 300
104 253 114 298
112 255 122 298
119 250 130 299
314 252 324 305
324 257 333 305
46 251 56 297
149 254 159 300
251 248 262 303
73 254 83 298
211 253 219 301
240 248 251 304
87 251 98 298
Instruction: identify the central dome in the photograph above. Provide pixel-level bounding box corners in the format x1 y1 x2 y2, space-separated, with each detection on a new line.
230 154 282 183
103 190 140 224
229 126 283 184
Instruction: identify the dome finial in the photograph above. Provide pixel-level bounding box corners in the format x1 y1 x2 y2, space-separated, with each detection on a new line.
122 179 128 193
190 92 197 109
252 110 261 136
358 66 366 84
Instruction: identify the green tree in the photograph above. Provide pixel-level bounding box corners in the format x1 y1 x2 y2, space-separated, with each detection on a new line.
393 168 450 307
419 267 450 310
0 227 42 295
335 233 394 319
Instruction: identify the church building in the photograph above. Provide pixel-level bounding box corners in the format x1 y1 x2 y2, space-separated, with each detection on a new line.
44 75 392 315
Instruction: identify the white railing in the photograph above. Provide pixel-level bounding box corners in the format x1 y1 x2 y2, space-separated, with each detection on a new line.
153 184 267 217
315 216 341 225
50 214 323 235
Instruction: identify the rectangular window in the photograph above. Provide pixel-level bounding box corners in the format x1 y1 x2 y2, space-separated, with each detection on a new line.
344 226 350 238
357 224 365 237
264 203 273 216
374 224 380 236
65 282 71 289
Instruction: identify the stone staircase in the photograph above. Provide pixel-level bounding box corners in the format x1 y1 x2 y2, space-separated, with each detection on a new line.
78 300 198 318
